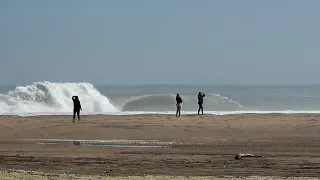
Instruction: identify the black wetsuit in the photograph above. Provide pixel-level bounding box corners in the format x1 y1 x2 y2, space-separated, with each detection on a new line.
72 96 82 121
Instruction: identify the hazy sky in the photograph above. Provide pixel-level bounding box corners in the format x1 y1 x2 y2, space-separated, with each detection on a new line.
1 0 320 85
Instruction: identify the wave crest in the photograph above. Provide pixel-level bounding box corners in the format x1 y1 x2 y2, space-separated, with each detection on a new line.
117 94 248 112
0 81 118 114
0 82 249 115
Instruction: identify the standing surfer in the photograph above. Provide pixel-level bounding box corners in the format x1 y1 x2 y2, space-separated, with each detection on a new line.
198 92 205 115
176 93 183 117
72 96 82 122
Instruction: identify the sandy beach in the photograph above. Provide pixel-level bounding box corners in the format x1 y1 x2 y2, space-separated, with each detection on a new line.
0 113 319 179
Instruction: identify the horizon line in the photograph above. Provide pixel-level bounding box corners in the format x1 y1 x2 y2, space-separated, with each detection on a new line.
2 82 320 87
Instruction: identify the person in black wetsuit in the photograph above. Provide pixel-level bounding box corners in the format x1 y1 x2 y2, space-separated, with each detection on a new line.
72 96 82 122
197 92 205 115
176 93 183 117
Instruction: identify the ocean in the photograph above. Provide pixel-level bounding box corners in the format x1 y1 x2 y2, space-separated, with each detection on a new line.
1 81 320 116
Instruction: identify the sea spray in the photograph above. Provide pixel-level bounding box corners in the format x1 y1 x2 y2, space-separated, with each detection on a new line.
3 83 319 116
0 81 119 114
117 93 247 111
210 94 250 110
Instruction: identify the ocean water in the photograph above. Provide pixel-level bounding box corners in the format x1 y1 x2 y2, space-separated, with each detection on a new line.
1 81 320 116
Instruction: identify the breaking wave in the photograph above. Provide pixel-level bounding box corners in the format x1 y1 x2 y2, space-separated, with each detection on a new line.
0 81 254 115
2 81 320 116
117 94 249 112
0 81 118 114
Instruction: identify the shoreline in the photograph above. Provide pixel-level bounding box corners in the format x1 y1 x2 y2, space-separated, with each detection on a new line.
2 110 320 117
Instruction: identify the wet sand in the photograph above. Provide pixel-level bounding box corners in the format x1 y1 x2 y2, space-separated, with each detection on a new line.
0 114 319 179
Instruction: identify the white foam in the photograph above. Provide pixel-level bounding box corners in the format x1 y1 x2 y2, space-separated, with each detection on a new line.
0 81 119 114
3 110 320 117
1 82 320 117
210 94 249 110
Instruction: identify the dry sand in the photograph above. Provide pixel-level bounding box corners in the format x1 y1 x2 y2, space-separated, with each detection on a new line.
0 170 319 180
0 113 319 179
